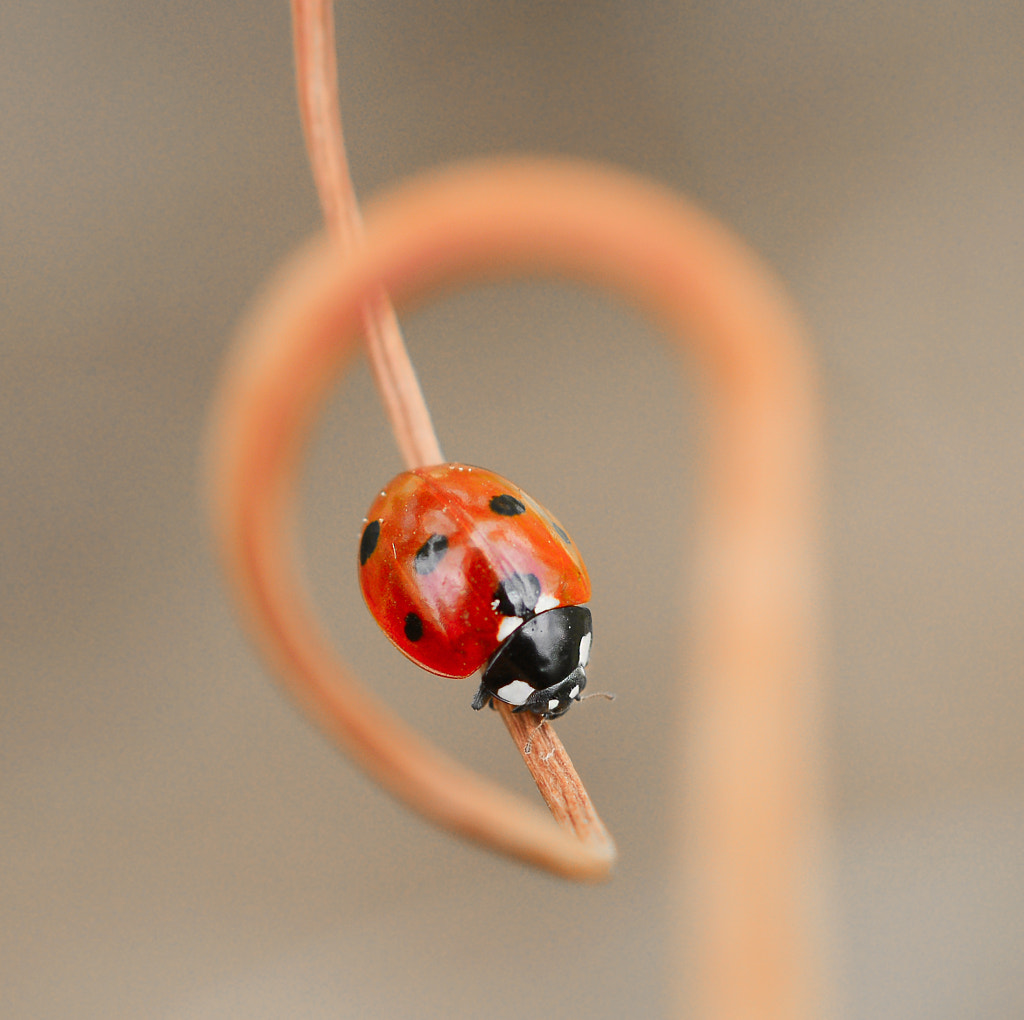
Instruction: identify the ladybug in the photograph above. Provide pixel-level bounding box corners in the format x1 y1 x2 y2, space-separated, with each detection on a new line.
358 463 592 718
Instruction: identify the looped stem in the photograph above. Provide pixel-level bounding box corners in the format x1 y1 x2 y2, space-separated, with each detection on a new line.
207 154 819 904
209 5 825 1013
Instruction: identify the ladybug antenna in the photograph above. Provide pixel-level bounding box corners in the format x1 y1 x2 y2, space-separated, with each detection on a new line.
579 690 616 707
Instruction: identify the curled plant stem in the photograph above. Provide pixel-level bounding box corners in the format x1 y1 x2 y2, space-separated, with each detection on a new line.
208 159 824 1016
205 6 827 1016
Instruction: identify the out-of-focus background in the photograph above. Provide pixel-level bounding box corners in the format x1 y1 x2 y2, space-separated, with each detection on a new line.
4 2 1022 1016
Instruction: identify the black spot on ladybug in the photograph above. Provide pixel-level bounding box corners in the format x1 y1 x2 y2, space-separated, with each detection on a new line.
490 494 526 516
414 533 448 575
494 572 541 618
551 521 571 544
404 612 424 642
360 520 381 565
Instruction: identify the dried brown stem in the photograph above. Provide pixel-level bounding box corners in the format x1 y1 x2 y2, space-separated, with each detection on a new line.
495 703 612 850
206 6 827 1015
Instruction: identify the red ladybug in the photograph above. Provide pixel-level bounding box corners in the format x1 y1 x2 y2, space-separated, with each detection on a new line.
358 463 592 718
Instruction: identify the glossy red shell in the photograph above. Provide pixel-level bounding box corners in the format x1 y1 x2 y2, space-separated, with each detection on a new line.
358 463 590 678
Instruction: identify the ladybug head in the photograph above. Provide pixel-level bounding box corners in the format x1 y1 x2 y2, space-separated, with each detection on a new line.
474 606 592 719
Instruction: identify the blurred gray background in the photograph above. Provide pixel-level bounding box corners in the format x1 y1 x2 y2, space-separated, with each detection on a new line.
3 2 1023 1017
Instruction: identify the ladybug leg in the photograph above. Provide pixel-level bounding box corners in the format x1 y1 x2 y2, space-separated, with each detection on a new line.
471 682 493 712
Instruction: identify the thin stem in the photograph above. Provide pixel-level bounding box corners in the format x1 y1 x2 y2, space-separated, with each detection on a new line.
495 703 612 851
291 0 442 469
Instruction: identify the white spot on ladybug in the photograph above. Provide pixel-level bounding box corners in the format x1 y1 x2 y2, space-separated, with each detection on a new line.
496 680 534 706
534 594 559 614
548 699 560 712
497 616 524 642
579 632 592 667
569 684 580 699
